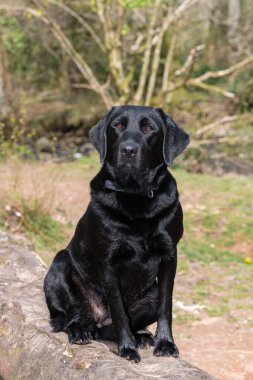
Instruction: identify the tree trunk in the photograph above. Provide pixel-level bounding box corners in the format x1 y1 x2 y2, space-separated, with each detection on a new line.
227 0 241 63
0 36 12 117
0 230 217 380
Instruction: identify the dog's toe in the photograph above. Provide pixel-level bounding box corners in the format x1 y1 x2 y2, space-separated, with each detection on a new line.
135 329 155 349
154 339 179 357
119 345 141 363
67 322 92 345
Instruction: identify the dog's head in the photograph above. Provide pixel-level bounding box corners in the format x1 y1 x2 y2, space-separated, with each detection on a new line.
89 105 189 176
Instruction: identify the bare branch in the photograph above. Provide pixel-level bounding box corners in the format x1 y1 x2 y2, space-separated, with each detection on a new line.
0 3 113 108
159 43 205 103
191 55 253 82
133 0 161 105
116 0 124 43
174 44 205 77
96 0 126 96
46 0 105 53
145 5 171 106
42 12 113 107
162 31 176 93
72 75 111 91
186 79 236 98
191 136 247 147
71 83 94 90
169 0 199 25
162 53 253 100
145 0 198 106
44 9 113 105
195 113 253 139
130 33 145 54
163 51 253 101
0 4 26 12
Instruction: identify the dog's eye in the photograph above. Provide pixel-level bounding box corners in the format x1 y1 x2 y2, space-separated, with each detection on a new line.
114 122 124 130
142 124 153 133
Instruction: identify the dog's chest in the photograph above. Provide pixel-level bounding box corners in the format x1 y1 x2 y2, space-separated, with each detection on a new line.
118 255 159 299
113 226 172 262
110 229 170 292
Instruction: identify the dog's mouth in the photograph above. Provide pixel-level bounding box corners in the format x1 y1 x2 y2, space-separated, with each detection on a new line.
119 162 137 171
116 154 145 171
113 164 151 193
116 161 148 180
105 159 166 198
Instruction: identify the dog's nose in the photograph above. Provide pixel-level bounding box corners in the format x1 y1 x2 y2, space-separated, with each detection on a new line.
120 143 138 158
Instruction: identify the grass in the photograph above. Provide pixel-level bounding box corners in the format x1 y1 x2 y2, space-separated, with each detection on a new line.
176 168 253 264
0 195 68 265
0 156 252 319
0 156 252 265
0 158 73 263
205 304 229 317
21 199 68 252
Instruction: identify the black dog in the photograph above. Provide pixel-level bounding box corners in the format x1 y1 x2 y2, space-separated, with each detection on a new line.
44 105 189 362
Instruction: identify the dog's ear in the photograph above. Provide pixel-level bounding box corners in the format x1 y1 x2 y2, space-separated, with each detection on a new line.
159 110 190 166
89 108 114 163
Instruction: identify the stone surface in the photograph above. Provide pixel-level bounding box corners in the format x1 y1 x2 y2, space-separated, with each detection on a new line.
35 137 54 153
0 231 217 380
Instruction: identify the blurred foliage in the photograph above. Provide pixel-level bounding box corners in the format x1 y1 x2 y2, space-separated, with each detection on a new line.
0 0 252 170
0 1 252 104
123 0 151 8
0 16 27 71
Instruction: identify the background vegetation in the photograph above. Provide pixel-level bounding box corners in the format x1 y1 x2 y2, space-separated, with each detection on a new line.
0 0 252 173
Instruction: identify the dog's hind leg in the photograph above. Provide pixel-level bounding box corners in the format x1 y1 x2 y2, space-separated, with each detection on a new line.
44 249 100 344
94 284 158 347
44 250 72 333
128 284 158 348
94 321 117 342
128 284 158 331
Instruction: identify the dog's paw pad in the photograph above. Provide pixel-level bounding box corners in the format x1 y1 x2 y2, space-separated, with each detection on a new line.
119 345 141 363
67 322 92 345
154 339 179 357
135 330 155 349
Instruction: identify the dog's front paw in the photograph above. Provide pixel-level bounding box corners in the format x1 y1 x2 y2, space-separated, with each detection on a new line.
119 344 141 363
135 329 155 349
154 338 179 357
67 322 93 344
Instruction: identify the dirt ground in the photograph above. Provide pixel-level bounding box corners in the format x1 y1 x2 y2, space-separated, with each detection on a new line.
1 159 253 380
175 317 253 380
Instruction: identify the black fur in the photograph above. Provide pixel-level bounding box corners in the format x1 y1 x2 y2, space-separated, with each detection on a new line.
44 105 189 362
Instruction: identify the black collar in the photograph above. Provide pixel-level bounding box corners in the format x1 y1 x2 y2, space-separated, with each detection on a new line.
105 180 154 198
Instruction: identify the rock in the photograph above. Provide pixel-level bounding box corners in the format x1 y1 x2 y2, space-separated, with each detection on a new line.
79 142 95 156
73 152 82 159
35 137 54 154
0 230 217 380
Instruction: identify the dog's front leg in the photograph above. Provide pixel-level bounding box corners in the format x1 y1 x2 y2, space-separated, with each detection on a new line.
104 270 140 362
154 254 179 357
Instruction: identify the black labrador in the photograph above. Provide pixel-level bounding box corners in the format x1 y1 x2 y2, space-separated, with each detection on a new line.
44 105 190 362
